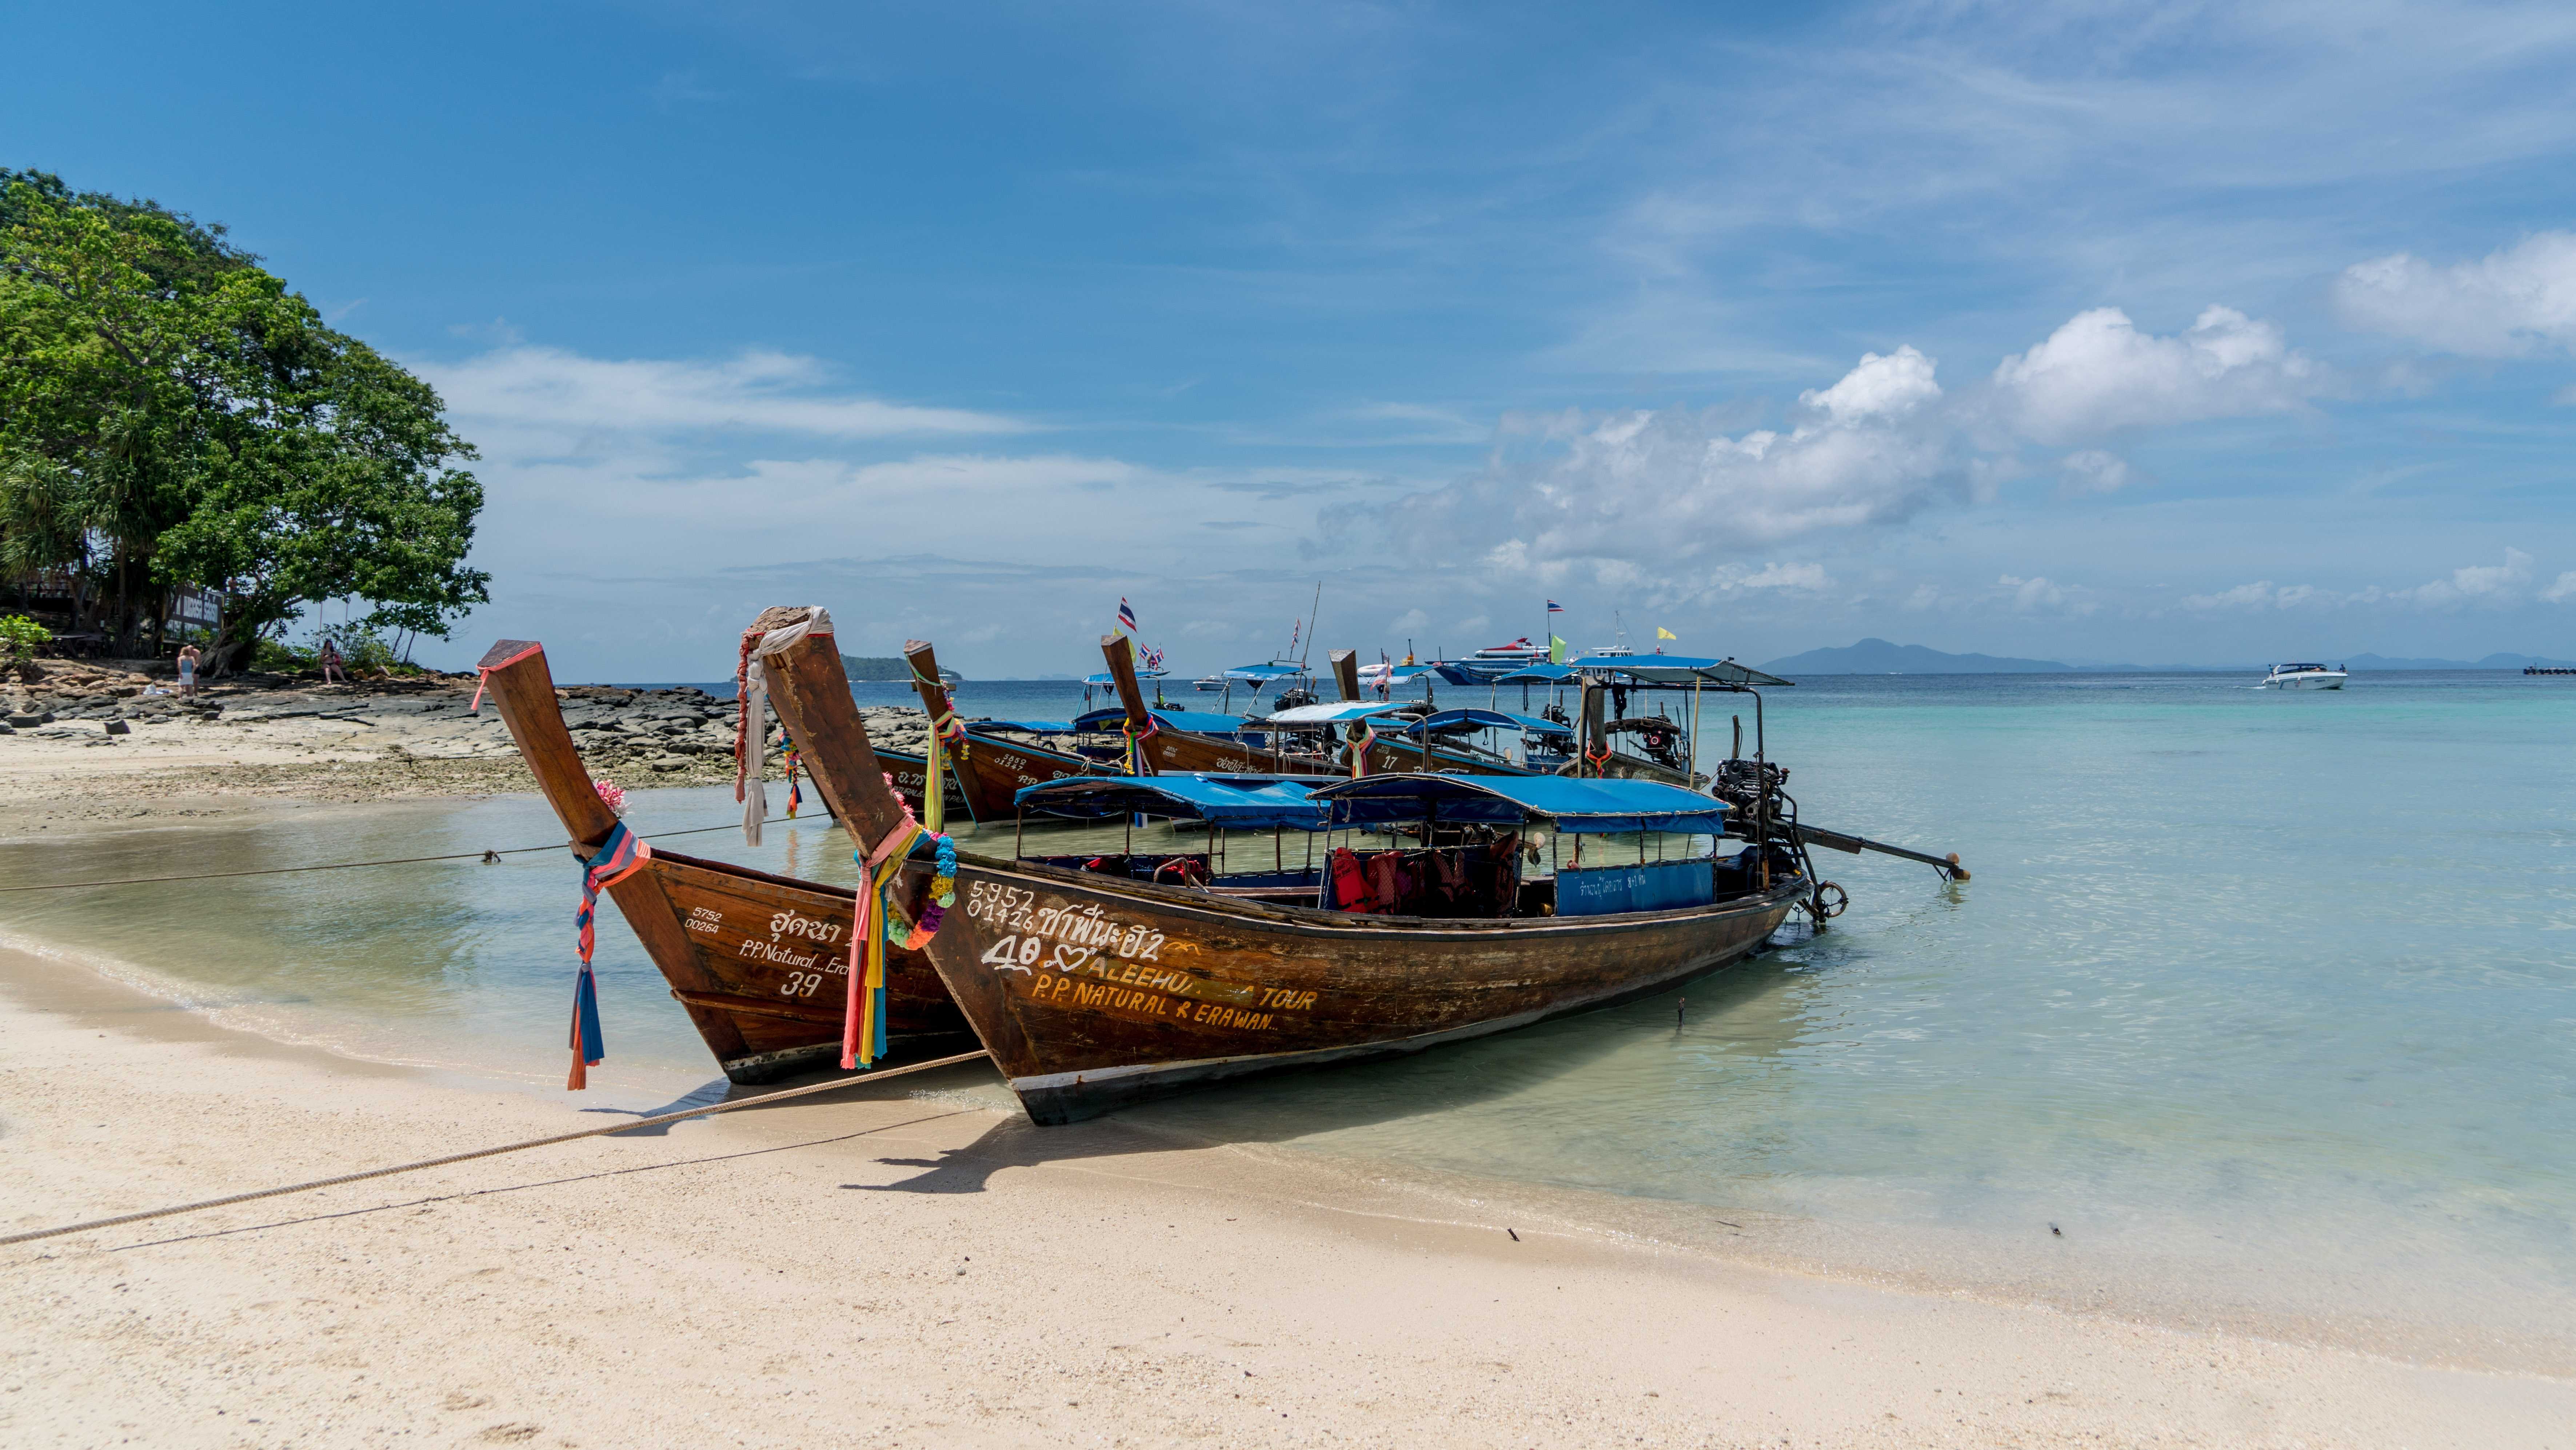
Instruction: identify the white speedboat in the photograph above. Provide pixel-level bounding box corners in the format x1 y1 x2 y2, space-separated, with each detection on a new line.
2263 662 2348 690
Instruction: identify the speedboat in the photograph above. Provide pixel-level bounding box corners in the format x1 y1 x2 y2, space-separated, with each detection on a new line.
2263 662 2347 690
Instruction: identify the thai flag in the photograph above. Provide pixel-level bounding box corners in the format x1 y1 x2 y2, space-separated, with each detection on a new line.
1116 598 1137 633
1546 600 1563 613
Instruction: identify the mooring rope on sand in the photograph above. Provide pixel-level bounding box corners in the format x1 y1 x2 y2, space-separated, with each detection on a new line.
0 820 758 893
0 1049 991 1247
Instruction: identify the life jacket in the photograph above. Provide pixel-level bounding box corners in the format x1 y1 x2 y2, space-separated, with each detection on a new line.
1366 853 1410 913
1426 850 1466 907
1328 848 1378 912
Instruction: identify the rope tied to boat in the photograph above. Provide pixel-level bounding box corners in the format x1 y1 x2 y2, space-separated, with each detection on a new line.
468 641 542 715
567 819 651 1090
912 662 970 763
1120 714 1159 775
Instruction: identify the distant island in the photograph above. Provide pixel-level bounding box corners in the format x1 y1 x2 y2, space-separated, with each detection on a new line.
842 654 961 683
1763 638 2576 675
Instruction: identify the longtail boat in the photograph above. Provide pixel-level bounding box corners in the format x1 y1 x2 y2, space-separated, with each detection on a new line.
1095 633 1327 775
476 640 971 1084
747 606 1814 1124
898 637 1102 819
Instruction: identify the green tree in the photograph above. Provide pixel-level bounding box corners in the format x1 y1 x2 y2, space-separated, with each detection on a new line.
0 170 487 668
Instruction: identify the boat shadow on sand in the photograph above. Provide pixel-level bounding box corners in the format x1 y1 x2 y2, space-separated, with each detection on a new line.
814 948 1827 1196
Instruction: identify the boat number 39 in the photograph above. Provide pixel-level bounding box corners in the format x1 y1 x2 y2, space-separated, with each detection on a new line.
979 934 1095 976
779 971 827 998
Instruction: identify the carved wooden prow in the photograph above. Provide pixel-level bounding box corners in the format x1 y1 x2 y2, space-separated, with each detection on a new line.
747 608 918 854
477 640 619 848
901 639 948 723
1329 649 1359 702
1101 633 1153 730
474 638 749 1061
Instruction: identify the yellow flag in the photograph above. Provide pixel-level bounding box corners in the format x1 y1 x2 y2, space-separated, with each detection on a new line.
1549 636 1567 664
1655 626 1677 640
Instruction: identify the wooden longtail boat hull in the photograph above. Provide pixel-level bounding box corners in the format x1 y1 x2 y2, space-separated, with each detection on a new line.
478 640 970 1084
901 638 1104 819
1098 634 1328 776
876 745 973 819
753 610 1804 1124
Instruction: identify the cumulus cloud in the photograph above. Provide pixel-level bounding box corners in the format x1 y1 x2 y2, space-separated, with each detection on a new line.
2335 233 2576 356
1991 306 2324 444
2406 547 2532 605
2545 572 2576 605
427 345 1030 438
1997 574 2093 614
1358 350 1962 583
1797 346 1941 422
2183 580 2300 611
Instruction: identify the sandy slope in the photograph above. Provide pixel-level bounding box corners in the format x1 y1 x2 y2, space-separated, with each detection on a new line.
4 953 2569 1449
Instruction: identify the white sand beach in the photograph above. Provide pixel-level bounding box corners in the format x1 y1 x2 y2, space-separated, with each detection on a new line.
6 934 2572 1449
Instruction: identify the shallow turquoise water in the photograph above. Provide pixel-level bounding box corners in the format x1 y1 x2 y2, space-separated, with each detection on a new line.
6 671 2570 1351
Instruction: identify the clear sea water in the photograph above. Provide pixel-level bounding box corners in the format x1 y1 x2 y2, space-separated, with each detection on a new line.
6 671 2570 1363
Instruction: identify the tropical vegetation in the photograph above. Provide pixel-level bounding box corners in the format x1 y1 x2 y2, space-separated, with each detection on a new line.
0 169 487 673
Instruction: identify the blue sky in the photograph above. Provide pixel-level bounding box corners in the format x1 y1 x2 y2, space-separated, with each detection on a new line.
12 1 2576 676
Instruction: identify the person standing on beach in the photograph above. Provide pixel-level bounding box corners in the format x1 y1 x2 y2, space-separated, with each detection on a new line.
319 638 344 685
177 643 200 698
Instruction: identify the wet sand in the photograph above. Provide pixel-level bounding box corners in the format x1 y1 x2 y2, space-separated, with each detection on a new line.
5 944 2570 1447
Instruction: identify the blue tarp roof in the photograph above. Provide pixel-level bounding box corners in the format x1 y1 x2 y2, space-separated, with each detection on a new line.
1491 662 1575 684
968 719 1076 734
1393 707 1572 738
1259 701 1413 725
1082 670 1166 684
1015 773 1338 830
1223 662 1306 682
1568 654 1794 688
1070 706 1258 735
1308 773 1732 834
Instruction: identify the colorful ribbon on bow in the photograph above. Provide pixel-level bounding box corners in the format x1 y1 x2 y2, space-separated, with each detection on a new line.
1121 714 1160 776
570 819 652 1090
840 785 963 1069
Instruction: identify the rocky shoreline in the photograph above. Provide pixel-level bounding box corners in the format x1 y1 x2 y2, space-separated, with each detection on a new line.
0 658 935 817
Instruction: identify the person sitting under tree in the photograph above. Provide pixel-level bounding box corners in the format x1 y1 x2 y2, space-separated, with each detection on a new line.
319 637 344 685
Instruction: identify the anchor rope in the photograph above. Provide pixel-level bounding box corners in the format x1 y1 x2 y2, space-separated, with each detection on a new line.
0 1048 993 1248
0 821 753 893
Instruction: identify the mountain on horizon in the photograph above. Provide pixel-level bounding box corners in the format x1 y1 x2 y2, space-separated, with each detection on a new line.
1762 638 2076 674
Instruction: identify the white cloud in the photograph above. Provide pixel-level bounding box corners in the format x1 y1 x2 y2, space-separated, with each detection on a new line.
1797 346 1941 422
1998 574 2081 613
2544 572 2576 605
2407 547 2533 605
427 345 1030 439
2183 580 2292 611
2057 449 2135 496
1710 561 1830 592
2334 233 2576 357
1991 306 2324 444
1372 349 1961 585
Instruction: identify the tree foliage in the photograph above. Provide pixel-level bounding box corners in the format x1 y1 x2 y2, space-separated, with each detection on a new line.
0 170 487 668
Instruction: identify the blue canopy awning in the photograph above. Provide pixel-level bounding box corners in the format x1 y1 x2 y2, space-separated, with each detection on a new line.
968 719 1076 734
1568 654 1793 688
1070 706 1260 736
1223 662 1306 682
1393 707 1571 737
1083 670 1166 684
1307 773 1732 834
1016 773 1338 830
1491 662 1575 685
1259 701 1414 725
